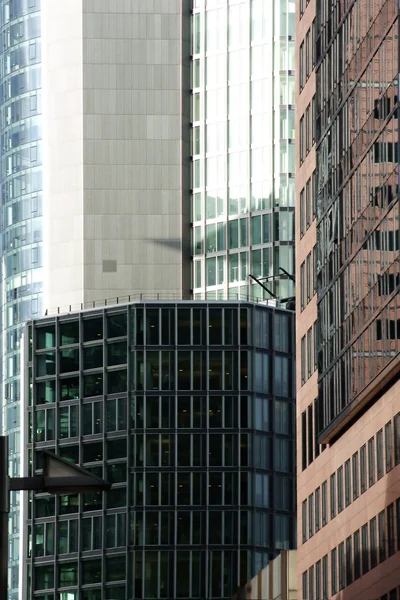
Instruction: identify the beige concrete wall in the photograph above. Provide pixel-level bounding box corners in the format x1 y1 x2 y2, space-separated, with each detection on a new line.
42 0 192 311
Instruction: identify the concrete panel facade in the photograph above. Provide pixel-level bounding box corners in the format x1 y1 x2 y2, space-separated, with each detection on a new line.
42 0 192 310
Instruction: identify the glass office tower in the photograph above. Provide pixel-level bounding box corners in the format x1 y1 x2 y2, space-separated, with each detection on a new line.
0 1 44 597
191 0 296 301
23 300 295 599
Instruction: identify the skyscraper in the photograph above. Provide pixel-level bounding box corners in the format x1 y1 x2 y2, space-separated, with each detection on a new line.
3 1 192 597
23 299 296 599
191 0 296 301
0 1 298 597
296 0 400 597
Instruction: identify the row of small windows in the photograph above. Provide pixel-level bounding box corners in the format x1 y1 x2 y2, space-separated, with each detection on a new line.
29 395 291 444
302 413 400 542
300 322 318 385
299 97 316 165
300 246 316 311
31 433 291 476
299 171 316 237
32 307 250 349
31 469 282 517
302 498 400 599
299 19 315 91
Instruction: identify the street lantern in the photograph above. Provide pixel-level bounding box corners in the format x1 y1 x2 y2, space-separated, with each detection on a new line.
0 436 110 597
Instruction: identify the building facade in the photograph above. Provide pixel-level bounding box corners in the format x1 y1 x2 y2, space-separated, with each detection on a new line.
23 300 295 599
296 0 400 598
233 549 297 600
191 0 296 301
0 1 44 594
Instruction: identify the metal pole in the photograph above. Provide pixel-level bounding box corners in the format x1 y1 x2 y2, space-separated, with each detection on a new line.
0 436 9 599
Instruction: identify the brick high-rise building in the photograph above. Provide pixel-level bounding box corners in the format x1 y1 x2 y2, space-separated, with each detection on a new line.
296 0 400 598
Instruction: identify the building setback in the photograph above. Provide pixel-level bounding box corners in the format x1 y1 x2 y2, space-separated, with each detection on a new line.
23 300 295 599
296 0 400 598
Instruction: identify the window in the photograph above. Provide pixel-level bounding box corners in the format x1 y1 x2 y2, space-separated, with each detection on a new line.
368 437 376 487
302 571 308 600
308 404 313 465
385 420 393 472
337 466 343 513
308 493 314 538
397 498 400 551
330 473 336 519
322 555 328 600
321 481 327 526
331 548 337 596
302 411 307 471
344 459 351 507
338 542 345 590
362 523 369 574
378 510 386 563
315 487 320 532
360 444 367 493
352 452 359 501
345 536 352 586
301 335 306 384
387 503 395 557
395 413 400 465
354 529 361 580
377 429 384 480
302 499 307 543
309 565 314 600
315 560 321 600
301 262 305 310
370 517 377 568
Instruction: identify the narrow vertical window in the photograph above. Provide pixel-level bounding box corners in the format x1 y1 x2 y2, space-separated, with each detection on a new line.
368 437 375 487
330 473 336 519
308 493 314 538
345 536 352 586
331 547 337 596
387 503 395 557
344 459 351 507
378 510 386 563
321 481 327 526
302 571 308 600
352 451 359 500
353 529 361 580
385 420 393 472
315 487 320 532
338 542 345 590
302 410 307 471
322 555 328 599
302 499 307 543
377 429 384 480
370 516 377 568
337 466 343 513
362 523 369 574
394 413 400 465
315 560 321 600
360 444 367 493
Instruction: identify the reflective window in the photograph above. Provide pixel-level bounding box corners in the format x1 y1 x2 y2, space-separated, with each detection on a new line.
60 320 79 345
36 325 55 349
83 345 103 370
60 348 79 373
107 312 127 338
83 317 103 342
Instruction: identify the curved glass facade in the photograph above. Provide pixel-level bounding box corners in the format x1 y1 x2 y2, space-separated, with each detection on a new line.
0 0 43 596
25 301 295 599
191 0 296 302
